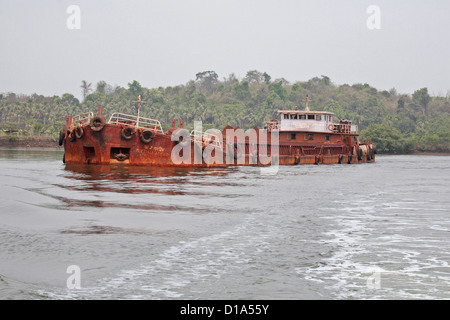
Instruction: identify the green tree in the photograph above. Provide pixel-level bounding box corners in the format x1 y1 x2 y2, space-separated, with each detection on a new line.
128 80 144 98
269 81 287 101
361 123 413 154
195 71 219 93
80 80 92 101
244 70 264 84
320 75 331 86
32 122 44 136
413 114 450 152
234 81 251 100
84 92 106 109
412 87 431 117
61 93 80 106
96 81 107 94
263 72 271 84
397 96 405 109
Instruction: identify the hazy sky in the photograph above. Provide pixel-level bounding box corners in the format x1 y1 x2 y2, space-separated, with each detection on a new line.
1 0 449 99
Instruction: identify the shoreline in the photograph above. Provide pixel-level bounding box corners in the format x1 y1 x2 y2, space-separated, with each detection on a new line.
410 152 450 156
0 136 61 148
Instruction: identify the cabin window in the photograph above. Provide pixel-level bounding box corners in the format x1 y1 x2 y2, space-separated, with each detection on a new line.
293 114 298 120
307 134 314 140
290 133 296 140
300 115 306 120
284 114 289 119
308 114 315 120
326 135 330 141
316 115 321 121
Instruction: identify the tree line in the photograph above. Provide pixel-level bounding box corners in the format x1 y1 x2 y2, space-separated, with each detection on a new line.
1 70 449 153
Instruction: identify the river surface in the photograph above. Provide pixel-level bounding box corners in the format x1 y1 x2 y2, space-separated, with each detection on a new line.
0 148 449 300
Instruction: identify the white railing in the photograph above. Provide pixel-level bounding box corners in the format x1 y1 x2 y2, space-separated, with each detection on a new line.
190 130 223 149
108 112 164 134
72 112 94 126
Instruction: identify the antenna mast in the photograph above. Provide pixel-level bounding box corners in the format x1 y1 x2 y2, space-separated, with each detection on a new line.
305 95 310 111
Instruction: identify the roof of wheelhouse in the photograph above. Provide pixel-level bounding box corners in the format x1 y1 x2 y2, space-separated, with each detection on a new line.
277 110 334 115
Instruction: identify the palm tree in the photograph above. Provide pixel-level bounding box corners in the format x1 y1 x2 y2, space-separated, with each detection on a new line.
80 80 92 101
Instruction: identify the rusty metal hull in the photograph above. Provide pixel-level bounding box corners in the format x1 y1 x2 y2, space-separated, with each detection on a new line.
63 123 226 167
62 120 375 167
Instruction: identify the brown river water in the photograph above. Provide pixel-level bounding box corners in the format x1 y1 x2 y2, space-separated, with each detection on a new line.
0 148 449 299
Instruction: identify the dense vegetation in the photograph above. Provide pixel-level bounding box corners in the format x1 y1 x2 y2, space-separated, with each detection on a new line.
1 71 449 153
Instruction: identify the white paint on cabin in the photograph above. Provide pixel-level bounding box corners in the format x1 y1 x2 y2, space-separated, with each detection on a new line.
278 110 335 133
276 110 358 133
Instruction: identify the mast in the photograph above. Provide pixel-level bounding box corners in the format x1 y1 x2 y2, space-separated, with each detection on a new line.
135 95 141 128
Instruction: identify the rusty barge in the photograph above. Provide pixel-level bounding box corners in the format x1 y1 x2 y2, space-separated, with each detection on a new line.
60 98 376 167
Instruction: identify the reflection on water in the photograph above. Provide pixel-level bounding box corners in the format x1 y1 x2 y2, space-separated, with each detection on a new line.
61 163 237 194
64 163 226 180
60 225 157 235
48 162 258 221
55 164 246 211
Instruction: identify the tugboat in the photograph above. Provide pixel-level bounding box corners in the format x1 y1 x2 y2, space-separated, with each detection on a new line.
59 96 375 166
266 103 376 165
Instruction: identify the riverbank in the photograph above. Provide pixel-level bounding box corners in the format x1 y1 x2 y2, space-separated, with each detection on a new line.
0 136 60 148
411 152 450 156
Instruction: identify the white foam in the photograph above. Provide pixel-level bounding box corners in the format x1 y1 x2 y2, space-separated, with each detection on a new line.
37 212 277 299
298 191 450 299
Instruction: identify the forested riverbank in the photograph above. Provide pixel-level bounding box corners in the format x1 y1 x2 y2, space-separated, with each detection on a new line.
1 71 449 153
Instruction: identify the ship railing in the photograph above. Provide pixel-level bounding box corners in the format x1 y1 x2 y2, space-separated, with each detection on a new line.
190 130 223 149
72 112 94 126
108 112 164 134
